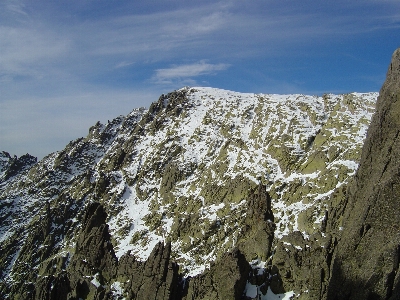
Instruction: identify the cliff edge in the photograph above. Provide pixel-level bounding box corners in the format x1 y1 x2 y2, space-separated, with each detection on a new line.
327 49 400 299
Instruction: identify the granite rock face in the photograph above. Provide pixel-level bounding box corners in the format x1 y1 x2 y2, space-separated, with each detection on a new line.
327 49 400 300
118 241 180 300
182 248 251 300
271 231 336 299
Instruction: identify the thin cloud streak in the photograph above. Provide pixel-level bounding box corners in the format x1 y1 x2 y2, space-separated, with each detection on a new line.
115 61 135 69
153 61 230 84
76 2 399 60
0 26 70 79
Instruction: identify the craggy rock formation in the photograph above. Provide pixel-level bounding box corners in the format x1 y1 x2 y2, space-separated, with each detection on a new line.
35 202 118 299
118 241 180 300
182 248 251 300
327 49 400 299
66 202 118 299
236 184 275 262
0 151 37 182
34 203 182 300
32 202 254 299
271 231 336 299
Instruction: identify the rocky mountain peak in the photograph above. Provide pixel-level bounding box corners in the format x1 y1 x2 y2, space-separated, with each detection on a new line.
385 48 400 85
0 58 392 299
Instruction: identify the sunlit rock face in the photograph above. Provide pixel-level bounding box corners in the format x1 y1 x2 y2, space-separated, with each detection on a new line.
0 84 377 299
327 48 400 300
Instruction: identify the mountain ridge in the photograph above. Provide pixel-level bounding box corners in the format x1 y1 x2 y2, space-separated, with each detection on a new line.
0 84 381 299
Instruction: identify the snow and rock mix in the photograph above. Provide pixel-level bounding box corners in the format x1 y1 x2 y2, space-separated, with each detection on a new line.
0 87 377 297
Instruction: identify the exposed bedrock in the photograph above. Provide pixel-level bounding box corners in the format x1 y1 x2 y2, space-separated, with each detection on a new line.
35 202 182 300
182 248 251 300
327 48 400 300
33 202 258 300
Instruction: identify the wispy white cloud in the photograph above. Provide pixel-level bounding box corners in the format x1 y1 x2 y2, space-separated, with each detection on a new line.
114 61 135 69
6 1 27 16
80 6 232 60
0 26 70 79
153 61 230 84
53 1 399 65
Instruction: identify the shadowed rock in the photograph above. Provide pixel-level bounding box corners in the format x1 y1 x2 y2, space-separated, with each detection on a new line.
271 231 336 299
182 248 251 300
118 241 180 300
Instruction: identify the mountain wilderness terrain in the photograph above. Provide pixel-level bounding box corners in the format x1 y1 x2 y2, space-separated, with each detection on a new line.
0 48 399 299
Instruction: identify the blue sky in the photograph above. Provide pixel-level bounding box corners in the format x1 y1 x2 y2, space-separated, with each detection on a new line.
1 0 399 159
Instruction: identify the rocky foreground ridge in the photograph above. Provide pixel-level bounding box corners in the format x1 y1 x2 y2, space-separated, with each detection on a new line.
326 48 400 299
0 48 399 299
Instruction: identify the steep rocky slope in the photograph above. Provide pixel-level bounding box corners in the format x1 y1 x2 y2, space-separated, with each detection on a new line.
0 151 37 182
326 49 400 299
0 83 378 299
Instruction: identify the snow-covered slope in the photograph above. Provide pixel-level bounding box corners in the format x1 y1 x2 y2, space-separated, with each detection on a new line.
0 87 377 298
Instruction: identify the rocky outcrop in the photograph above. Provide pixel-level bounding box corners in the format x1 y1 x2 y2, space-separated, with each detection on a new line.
327 49 400 299
66 202 118 299
34 202 117 300
182 248 251 300
118 241 180 300
0 151 37 182
271 231 336 299
237 184 275 262
33 203 182 300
